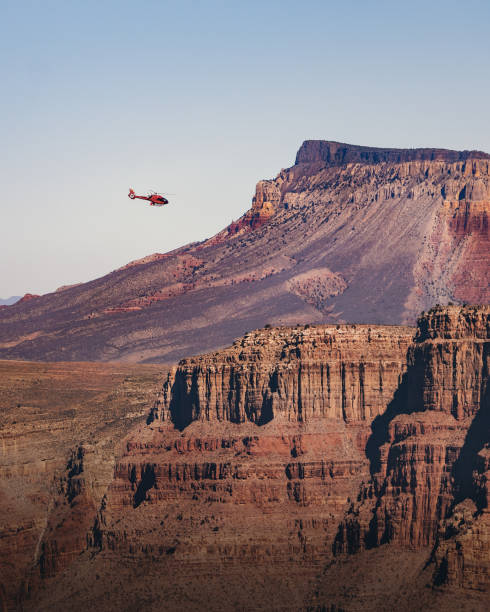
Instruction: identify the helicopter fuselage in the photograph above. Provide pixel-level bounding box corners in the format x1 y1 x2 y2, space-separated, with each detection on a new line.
128 189 169 206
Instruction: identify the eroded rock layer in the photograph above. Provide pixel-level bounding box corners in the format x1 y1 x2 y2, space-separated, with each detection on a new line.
5 306 487 611
151 325 413 426
333 306 489 592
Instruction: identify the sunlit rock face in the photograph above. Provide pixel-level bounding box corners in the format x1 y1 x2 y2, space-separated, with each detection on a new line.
4 307 487 610
151 323 413 426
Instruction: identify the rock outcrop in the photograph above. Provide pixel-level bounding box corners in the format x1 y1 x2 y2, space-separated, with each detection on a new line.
4 306 487 611
333 306 489 593
16 293 40 304
20 323 411 610
294 140 490 166
0 142 489 362
150 324 413 426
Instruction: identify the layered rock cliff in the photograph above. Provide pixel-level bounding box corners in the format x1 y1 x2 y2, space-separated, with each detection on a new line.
20 323 412 610
333 306 489 593
6 306 487 611
150 324 413 426
0 141 488 362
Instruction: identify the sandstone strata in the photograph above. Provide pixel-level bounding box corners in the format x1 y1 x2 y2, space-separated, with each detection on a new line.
333 306 489 592
5 306 487 611
151 324 412 426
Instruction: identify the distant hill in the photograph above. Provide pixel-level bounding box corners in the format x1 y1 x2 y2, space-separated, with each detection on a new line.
0 296 21 306
0 140 488 363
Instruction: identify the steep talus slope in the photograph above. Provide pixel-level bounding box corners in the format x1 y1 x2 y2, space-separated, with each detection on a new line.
0 141 489 363
11 306 488 611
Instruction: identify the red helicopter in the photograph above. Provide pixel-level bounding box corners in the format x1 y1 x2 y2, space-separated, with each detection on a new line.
128 188 169 207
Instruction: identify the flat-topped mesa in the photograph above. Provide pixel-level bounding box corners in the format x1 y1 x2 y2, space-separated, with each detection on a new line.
231 142 490 241
212 141 490 247
290 142 490 210
295 140 490 166
150 324 414 428
1 139 488 363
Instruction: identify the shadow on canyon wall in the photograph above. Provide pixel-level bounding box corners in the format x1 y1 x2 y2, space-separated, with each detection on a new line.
452 347 489 511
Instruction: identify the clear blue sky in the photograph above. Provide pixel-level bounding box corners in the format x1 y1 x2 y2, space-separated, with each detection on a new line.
1 0 489 297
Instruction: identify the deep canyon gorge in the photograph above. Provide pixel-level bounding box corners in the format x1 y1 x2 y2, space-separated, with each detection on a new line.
1 305 488 610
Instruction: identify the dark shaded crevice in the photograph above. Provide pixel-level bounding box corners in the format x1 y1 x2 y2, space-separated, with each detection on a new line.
168 370 197 431
361 347 425 546
341 364 346 422
359 362 365 420
298 364 303 422
66 446 85 503
363 513 379 549
133 464 157 508
90 494 107 551
91 516 103 550
258 392 274 425
365 347 424 476
432 556 449 586
451 352 489 511
231 370 242 423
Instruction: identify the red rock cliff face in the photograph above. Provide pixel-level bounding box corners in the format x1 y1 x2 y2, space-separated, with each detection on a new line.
59 324 410 610
335 306 489 591
102 308 487 609
5 325 400 607
151 325 413 427
5 308 489 611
